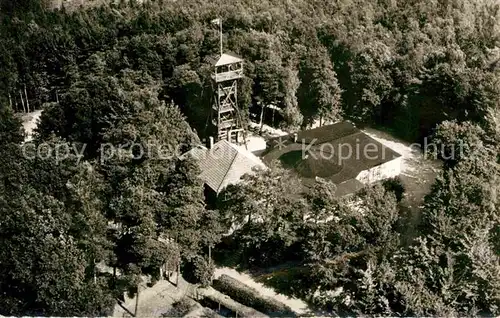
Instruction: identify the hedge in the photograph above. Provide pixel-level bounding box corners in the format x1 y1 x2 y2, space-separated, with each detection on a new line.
161 298 197 317
212 274 295 317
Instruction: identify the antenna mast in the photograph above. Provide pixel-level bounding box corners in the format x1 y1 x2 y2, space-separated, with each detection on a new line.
220 18 223 56
211 18 223 57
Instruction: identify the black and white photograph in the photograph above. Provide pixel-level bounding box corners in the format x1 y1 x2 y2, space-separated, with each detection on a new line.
0 0 499 316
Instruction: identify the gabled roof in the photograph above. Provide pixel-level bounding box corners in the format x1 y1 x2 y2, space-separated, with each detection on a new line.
263 121 402 195
333 179 365 197
183 140 266 193
215 53 243 67
267 121 360 146
297 121 360 144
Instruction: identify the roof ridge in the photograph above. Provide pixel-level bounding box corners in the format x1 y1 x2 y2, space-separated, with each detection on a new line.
222 51 243 58
216 145 239 193
229 142 266 166
353 131 403 158
215 52 244 66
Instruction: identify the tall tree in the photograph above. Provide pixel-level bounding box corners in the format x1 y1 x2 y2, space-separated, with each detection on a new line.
0 106 24 146
298 46 343 127
218 162 305 266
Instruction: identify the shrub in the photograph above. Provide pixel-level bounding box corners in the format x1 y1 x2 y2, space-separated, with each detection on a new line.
382 177 406 202
182 256 215 287
161 298 196 317
212 274 295 317
199 295 237 317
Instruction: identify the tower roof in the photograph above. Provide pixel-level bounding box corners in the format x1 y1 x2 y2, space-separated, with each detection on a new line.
215 53 243 66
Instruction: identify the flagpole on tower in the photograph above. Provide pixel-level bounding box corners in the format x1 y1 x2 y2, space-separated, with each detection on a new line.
219 18 223 56
211 18 223 57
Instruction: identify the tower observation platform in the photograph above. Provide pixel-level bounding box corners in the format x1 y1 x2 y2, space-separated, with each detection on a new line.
211 53 245 143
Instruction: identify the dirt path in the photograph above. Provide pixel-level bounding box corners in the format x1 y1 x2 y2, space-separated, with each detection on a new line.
112 275 196 317
21 110 43 142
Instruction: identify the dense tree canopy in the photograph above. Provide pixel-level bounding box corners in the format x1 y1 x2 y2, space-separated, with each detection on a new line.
0 0 499 315
1 0 497 139
0 136 115 316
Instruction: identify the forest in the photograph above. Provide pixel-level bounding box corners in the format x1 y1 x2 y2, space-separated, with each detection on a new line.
0 0 499 316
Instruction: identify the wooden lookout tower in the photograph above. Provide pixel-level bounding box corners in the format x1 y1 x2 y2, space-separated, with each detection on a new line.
211 53 245 143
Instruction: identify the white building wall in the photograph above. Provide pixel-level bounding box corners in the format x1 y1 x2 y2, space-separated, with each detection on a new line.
355 157 402 184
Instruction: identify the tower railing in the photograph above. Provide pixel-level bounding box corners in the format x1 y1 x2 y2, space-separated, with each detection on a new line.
212 69 243 83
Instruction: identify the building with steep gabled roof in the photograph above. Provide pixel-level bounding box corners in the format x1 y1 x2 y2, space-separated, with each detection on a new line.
182 140 266 203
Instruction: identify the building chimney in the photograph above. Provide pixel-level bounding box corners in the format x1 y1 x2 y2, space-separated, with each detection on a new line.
209 136 214 149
